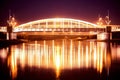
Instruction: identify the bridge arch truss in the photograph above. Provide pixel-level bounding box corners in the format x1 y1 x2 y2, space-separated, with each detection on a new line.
14 18 100 32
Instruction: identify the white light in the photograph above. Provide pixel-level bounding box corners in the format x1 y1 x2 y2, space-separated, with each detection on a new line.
45 29 48 31
15 18 97 30
40 29 43 31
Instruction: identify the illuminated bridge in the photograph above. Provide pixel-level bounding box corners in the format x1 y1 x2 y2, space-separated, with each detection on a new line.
0 18 120 40
0 18 105 33
13 18 105 35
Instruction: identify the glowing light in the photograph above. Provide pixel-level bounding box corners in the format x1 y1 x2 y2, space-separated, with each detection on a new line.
1 40 112 79
7 16 17 27
70 40 73 68
7 47 17 79
55 46 61 78
0 49 7 59
14 18 98 32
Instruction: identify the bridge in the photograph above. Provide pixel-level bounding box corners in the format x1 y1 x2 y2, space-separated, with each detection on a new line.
0 18 104 32
0 18 120 40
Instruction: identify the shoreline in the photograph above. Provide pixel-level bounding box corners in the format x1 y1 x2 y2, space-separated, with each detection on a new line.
0 39 120 49
94 39 120 42
74 38 120 42
0 39 26 48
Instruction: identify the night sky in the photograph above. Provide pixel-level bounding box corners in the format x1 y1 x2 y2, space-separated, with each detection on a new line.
0 0 120 25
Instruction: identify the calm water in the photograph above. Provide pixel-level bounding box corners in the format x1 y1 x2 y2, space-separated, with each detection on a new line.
0 39 120 80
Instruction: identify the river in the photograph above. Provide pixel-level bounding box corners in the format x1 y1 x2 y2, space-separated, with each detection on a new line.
0 39 120 80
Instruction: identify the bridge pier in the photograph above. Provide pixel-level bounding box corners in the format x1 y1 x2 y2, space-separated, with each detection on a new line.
7 26 17 40
97 26 112 40
7 26 12 40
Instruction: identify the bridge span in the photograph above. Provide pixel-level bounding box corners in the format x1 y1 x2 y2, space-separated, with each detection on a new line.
0 18 120 40
13 18 105 39
1 18 104 32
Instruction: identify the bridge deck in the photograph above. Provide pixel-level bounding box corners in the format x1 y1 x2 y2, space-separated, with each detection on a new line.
16 31 98 36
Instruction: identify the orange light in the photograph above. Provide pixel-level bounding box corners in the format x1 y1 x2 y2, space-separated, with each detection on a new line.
4 40 112 79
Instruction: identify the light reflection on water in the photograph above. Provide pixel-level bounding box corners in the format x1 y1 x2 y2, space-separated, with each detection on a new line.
0 39 120 79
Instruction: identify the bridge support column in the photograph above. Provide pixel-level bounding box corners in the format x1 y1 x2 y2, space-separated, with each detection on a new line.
7 32 17 40
7 26 12 40
6 26 17 40
97 26 112 40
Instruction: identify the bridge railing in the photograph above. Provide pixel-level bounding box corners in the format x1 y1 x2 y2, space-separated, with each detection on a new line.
13 28 105 33
111 25 120 32
0 27 7 32
2 25 120 33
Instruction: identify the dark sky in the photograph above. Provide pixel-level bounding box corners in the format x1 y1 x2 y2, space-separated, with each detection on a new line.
0 0 120 25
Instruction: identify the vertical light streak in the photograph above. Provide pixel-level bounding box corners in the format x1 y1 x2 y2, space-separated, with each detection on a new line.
78 41 80 67
44 40 47 66
7 47 17 79
55 46 61 78
67 20 69 28
40 43 42 67
46 20 48 29
35 41 37 54
35 41 39 67
52 40 55 62
97 42 100 72
37 44 40 66
48 45 50 68
64 39 67 68
46 45 48 68
60 19 62 28
104 44 107 66
81 46 84 67
54 19 56 29
72 42 74 67
86 46 88 68
78 22 80 28
21 43 25 68
89 42 92 67
99 45 103 73
29 49 33 67
62 39 65 68
62 19 64 32
70 20 72 33
94 45 97 68
70 39 73 68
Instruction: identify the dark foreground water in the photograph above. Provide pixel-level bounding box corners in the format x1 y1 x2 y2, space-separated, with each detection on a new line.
0 39 120 80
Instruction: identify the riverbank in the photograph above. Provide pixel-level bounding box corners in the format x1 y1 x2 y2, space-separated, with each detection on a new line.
82 39 120 42
95 39 120 42
0 38 119 49
0 39 27 48
74 37 120 42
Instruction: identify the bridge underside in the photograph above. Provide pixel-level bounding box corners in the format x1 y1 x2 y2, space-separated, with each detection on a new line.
16 32 97 40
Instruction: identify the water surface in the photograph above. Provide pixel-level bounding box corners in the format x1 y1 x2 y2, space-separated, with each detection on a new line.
0 39 120 80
